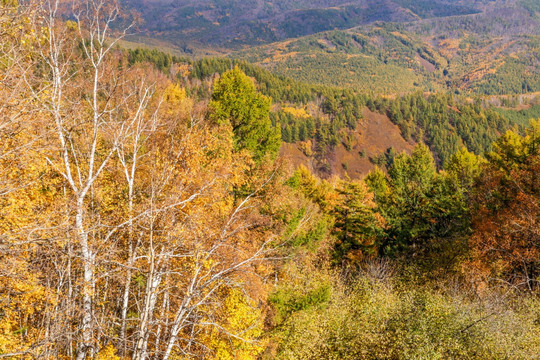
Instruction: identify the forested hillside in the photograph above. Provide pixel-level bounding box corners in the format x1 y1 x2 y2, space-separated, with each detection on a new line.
127 53 536 172
232 2 540 95
1 1 539 359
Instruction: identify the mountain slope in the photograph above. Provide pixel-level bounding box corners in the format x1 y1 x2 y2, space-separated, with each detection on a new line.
280 108 414 179
230 1 540 95
124 0 481 53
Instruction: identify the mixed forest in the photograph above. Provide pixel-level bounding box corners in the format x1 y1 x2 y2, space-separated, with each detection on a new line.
0 0 539 359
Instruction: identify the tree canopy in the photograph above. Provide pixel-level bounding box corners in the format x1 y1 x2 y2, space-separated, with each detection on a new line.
210 66 281 161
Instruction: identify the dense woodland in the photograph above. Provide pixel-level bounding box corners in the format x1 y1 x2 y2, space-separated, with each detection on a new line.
369 93 511 165
128 53 531 168
1 1 539 360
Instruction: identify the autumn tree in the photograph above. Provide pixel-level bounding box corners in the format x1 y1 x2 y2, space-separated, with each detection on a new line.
468 121 540 291
0 2 57 356
0 1 293 358
444 147 486 193
210 66 281 162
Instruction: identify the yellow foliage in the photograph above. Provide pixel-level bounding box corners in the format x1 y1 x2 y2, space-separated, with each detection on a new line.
0 6 282 359
298 140 313 157
163 84 193 116
0 259 52 356
282 106 310 119
96 344 121 360
177 63 190 78
439 38 461 50
207 287 265 360
65 20 77 31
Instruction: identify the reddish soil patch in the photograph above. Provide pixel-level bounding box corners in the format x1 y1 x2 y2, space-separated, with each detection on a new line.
416 54 436 73
279 108 414 179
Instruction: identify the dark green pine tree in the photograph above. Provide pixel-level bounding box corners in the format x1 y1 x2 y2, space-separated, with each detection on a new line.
332 180 381 262
366 144 471 257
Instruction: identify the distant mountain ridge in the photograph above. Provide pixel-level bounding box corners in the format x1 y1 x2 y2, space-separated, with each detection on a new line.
124 0 482 53
123 0 539 95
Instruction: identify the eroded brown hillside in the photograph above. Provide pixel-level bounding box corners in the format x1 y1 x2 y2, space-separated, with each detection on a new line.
280 108 414 179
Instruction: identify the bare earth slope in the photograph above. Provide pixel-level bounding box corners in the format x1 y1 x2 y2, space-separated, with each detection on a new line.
280 108 414 179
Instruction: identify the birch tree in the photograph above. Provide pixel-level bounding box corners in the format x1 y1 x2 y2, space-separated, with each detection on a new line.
32 0 151 357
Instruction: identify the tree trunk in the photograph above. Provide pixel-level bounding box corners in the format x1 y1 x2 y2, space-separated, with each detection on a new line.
76 197 94 360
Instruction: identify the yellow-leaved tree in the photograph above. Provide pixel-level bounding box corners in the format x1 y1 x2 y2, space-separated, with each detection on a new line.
0 1 287 359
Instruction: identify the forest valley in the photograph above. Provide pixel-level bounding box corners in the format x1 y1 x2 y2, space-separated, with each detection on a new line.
0 1 539 359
